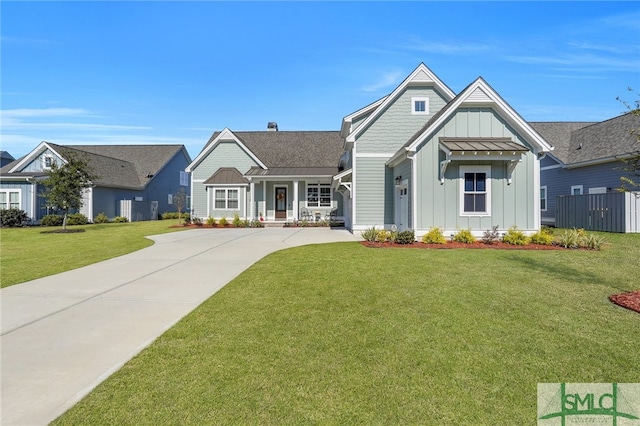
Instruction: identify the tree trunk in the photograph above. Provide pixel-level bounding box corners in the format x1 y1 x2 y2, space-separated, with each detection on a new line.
62 211 68 230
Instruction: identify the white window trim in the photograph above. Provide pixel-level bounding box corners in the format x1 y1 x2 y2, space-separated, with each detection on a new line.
571 185 583 195
540 185 547 212
214 188 240 210
459 165 491 217
179 171 189 187
411 96 429 115
0 189 22 210
42 154 55 170
306 183 332 208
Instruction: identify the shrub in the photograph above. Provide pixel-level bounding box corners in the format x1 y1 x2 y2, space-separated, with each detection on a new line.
241 219 251 228
41 214 64 226
113 216 128 223
161 212 189 220
232 213 242 227
206 217 216 226
452 228 475 244
557 228 581 248
375 229 392 242
218 216 228 226
0 208 28 227
396 230 415 245
529 229 554 245
361 226 378 242
482 225 501 245
66 213 89 225
422 227 447 244
502 226 529 246
250 219 264 228
94 212 109 224
192 216 203 226
583 233 606 250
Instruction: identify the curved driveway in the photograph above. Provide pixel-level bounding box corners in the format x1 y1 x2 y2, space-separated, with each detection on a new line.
1 227 360 426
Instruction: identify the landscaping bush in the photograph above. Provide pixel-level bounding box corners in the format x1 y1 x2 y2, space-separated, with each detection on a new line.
66 213 89 225
529 228 554 245
94 212 109 224
192 217 203 226
557 228 581 248
232 213 242 228
583 233 606 250
41 214 64 227
361 226 377 242
452 228 475 244
502 225 529 246
556 228 605 250
250 219 264 228
161 212 189 220
482 225 501 245
113 216 128 223
421 227 447 244
375 229 392 242
395 230 415 244
218 216 228 226
206 217 216 226
0 208 28 227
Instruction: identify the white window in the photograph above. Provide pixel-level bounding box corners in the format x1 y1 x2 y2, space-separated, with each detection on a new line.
307 183 331 207
589 187 607 194
214 189 239 210
168 194 173 205
571 185 583 195
0 190 21 210
180 171 189 187
42 155 55 170
411 96 429 115
460 166 491 216
540 186 547 211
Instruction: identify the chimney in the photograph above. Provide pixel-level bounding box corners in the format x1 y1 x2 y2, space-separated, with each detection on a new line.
267 122 278 131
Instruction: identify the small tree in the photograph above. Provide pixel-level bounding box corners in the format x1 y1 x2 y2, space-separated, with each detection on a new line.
40 151 98 230
173 187 188 223
616 88 640 193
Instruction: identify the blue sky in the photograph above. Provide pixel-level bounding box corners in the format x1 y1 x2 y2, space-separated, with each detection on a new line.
2 1 639 160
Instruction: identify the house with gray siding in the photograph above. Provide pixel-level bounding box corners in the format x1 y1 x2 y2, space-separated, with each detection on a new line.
0 142 191 222
338 63 553 237
531 112 640 225
190 63 553 237
186 129 344 223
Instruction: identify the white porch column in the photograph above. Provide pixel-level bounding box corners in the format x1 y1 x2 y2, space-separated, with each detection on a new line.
263 181 267 220
293 180 299 220
250 180 255 220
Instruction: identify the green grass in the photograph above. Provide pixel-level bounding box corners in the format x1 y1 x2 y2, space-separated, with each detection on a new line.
0 221 186 288
53 232 640 425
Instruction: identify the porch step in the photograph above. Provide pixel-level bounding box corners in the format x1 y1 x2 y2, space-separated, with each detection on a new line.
262 222 286 228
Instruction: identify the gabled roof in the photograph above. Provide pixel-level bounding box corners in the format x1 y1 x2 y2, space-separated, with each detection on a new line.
187 129 344 173
204 167 249 185
2 142 189 190
389 77 553 165
345 63 456 143
531 112 640 166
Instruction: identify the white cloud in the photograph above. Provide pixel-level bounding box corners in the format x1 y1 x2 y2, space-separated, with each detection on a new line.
362 70 403 92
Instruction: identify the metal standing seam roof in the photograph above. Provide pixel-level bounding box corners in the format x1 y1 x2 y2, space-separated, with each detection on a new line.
203 167 249 185
439 138 530 154
244 166 339 177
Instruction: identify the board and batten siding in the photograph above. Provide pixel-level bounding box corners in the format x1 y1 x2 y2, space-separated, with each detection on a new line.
20 148 61 173
355 86 449 154
191 141 260 218
414 108 537 235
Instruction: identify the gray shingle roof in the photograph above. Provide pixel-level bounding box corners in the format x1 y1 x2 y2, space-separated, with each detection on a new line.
530 113 640 165
202 131 344 169
245 166 338 177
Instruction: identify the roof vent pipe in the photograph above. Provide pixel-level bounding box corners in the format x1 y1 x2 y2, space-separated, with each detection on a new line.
267 122 278 131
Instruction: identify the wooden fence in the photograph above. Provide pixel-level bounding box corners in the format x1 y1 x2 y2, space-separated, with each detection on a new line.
556 192 640 233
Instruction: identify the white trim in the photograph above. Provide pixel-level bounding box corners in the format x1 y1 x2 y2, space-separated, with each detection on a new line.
42 154 55 170
411 152 417 230
274 185 288 220
185 128 267 172
352 145 357 227
588 187 608 194
411 96 429 115
293 180 299 219
571 185 583 195
9 141 66 173
305 182 332 209
540 164 563 171
250 181 255 220
533 158 541 230
213 187 241 210
341 97 387 138
540 185 548 212
459 165 491 217
346 63 455 143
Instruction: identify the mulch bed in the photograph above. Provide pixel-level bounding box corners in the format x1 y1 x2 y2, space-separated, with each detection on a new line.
361 241 567 250
609 291 640 315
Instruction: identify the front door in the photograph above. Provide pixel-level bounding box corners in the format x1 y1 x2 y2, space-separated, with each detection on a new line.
275 187 287 220
396 183 409 231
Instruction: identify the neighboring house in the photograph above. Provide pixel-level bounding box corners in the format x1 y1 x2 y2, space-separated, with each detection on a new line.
1 151 15 168
186 129 344 222
531 113 640 225
0 142 191 222
189 63 553 237
338 63 552 236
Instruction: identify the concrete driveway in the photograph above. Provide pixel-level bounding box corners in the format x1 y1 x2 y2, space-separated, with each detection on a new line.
1 227 360 426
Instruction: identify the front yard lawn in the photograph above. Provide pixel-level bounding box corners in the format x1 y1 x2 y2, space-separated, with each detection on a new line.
53 232 640 425
0 221 187 288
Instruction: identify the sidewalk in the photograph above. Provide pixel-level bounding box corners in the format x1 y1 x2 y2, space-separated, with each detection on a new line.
1 227 360 426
